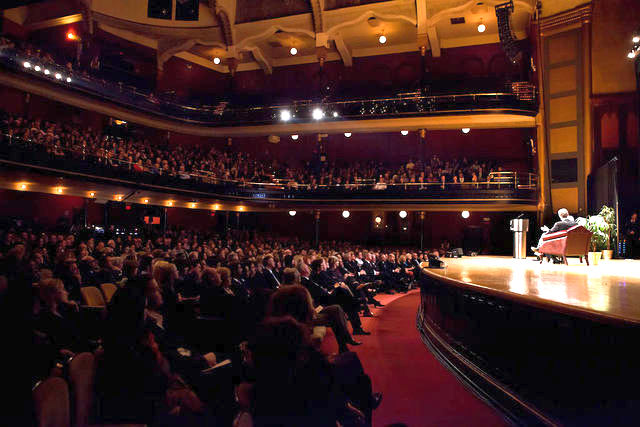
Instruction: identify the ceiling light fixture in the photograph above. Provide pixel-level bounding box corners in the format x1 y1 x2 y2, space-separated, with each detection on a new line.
628 51 637 59
66 31 77 41
56 187 63 194
291 134 299 140
399 210 408 219
289 210 297 216
633 36 640 43
280 110 291 122
342 210 350 218
19 183 27 190
462 210 470 219
462 128 471 134
23 61 31 68
344 132 352 138
143 199 149 204
332 111 339 118
89 192 95 197
290 47 298 55
375 216 382 224
477 23 486 33
44 69 50 75
66 77 71 82
401 130 409 136
312 108 324 120
213 57 221 64
378 35 387 44
167 201 173 206
34 65 41 71
55 73 62 80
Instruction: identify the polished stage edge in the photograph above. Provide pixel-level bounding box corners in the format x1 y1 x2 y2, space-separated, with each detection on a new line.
424 256 640 324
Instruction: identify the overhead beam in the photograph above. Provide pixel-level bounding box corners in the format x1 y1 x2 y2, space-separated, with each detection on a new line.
426 25 440 57
415 0 428 48
248 46 272 74
24 13 83 31
333 33 352 67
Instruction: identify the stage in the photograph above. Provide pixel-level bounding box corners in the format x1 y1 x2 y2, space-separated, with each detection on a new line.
425 256 640 324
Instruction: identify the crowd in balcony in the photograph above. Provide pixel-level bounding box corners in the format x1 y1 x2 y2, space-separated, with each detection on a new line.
1 110 513 192
0 219 446 425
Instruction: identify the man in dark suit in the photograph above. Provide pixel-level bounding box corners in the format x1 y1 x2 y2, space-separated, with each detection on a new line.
260 254 280 290
532 208 578 256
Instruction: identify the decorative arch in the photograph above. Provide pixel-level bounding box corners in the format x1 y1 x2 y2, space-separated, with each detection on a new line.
426 0 535 27
326 10 417 37
236 25 316 51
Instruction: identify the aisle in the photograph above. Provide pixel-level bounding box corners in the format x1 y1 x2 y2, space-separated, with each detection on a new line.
346 291 508 426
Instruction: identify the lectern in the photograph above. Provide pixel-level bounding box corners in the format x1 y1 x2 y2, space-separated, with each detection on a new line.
510 218 529 259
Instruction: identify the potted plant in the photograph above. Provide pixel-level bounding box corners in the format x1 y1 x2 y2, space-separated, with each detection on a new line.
597 205 616 260
585 213 609 265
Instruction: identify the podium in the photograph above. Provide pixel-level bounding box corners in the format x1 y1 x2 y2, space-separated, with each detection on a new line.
510 218 529 259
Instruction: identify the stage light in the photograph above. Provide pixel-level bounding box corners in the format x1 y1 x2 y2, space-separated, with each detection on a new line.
56 187 63 194
280 110 291 122
633 36 640 43
290 47 298 56
89 192 95 197
342 210 350 218
291 134 299 140
378 35 387 44
167 201 174 206
477 23 486 33
143 199 149 204
462 128 471 134
66 77 71 83
213 57 221 64
332 111 339 118
462 210 470 219
401 130 409 136
399 210 407 219
375 216 382 224
55 73 62 80
44 69 50 75
23 61 31 68
66 31 77 41
312 108 324 120
289 210 297 216
34 65 41 71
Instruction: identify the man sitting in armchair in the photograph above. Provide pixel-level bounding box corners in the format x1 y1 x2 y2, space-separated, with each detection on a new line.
532 208 578 261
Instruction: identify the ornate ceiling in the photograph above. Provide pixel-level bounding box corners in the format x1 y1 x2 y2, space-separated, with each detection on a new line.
3 0 584 75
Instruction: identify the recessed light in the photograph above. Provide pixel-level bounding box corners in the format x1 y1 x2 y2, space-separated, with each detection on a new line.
143 199 149 204
633 36 640 43
342 210 350 218
399 210 408 218
312 108 324 120
462 210 470 219
66 77 71 82
378 35 387 44
290 47 298 55
44 69 50 75
19 183 27 190
401 130 409 136
462 128 471 134
344 132 352 138
23 61 31 68
332 111 339 117
477 23 486 33
55 73 62 80
280 110 291 122
213 57 221 64
291 134 299 140
34 65 41 71
289 210 297 216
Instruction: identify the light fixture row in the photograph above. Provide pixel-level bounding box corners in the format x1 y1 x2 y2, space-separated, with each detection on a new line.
288 128 470 140
23 61 72 82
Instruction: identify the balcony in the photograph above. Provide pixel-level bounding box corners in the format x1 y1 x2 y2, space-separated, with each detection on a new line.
0 134 538 208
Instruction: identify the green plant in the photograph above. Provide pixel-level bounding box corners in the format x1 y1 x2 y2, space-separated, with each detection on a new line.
585 205 616 251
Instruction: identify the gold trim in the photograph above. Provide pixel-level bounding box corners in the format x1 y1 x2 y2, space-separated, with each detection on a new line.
539 4 592 35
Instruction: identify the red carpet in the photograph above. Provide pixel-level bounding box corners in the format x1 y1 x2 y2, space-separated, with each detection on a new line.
324 291 508 427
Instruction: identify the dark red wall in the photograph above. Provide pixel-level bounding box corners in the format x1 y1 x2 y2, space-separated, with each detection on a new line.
0 190 102 226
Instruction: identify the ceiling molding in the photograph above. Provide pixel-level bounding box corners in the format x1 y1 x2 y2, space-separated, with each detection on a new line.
247 46 273 74
539 3 592 35
325 9 417 38
426 25 440 57
333 33 353 66
236 24 316 51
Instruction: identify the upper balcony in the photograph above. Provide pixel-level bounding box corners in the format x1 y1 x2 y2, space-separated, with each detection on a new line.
0 45 538 136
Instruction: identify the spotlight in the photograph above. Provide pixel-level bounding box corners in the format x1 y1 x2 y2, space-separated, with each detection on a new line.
55 73 62 80
332 111 339 118
344 132 352 138
23 61 31 68
280 110 291 122
342 210 350 218
34 65 41 71
462 128 471 134
401 130 409 136
399 210 407 219
477 23 486 33
462 210 470 219
66 77 71 83
44 69 50 75
213 57 221 64
378 35 387 44
633 36 640 43
312 108 324 120
375 216 382 224
290 47 298 55
143 199 149 204
289 210 297 216
291 134 299 140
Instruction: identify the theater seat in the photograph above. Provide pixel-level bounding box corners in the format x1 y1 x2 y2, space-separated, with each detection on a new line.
69 352 96 427
81 287 106 308
100 284 118 304
33 377 70 427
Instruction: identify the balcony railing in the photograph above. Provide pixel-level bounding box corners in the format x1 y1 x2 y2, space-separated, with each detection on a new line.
0 46 538 127
0 134 538 203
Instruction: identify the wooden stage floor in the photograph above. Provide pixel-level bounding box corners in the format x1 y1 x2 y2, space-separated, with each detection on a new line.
426 256 640 323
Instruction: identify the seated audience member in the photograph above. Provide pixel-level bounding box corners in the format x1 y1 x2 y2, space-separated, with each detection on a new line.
268 283 362 353
260 254 280 290
237 317 381 427
35 278 87 356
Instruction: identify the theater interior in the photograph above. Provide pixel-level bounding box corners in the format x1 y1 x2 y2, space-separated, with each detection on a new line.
1 0 640 425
